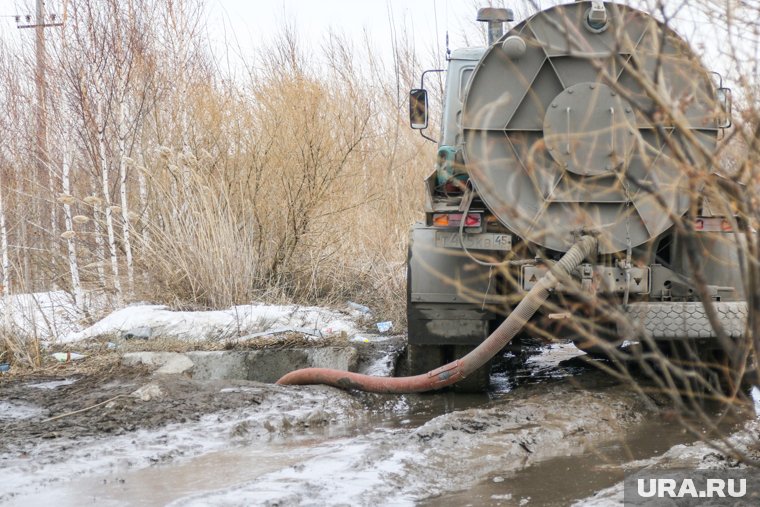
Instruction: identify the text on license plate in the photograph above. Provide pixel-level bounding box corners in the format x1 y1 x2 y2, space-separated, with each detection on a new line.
435 232 512 251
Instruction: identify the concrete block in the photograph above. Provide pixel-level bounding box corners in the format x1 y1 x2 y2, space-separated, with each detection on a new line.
245 348 359 383
122 347 359 383
121 352 194 375
185 351 248 381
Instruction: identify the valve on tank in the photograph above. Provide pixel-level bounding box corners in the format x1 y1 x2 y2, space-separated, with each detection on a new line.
476 7 514 45
584 0 609 32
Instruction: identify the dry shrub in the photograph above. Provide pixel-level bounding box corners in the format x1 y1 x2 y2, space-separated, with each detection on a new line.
137 32 431 319
1 324 41 369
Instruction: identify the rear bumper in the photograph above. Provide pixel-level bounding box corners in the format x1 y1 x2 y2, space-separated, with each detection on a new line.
408 303 492 346
622 301 748 340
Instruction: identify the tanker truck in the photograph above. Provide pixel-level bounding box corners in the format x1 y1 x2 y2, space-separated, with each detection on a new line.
276 1 748 394
404 1 745 391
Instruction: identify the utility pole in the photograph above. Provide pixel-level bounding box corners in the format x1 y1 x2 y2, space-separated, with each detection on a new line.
17 1 62 186
16 1 63 290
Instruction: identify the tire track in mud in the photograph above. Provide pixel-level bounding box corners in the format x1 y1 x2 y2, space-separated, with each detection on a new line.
3 346 751 506
166 380 653 506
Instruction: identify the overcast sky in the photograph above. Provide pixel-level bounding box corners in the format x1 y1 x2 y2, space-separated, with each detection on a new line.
1 1 757 84
0 1 477 65
204 0 480 73
209 0 758 92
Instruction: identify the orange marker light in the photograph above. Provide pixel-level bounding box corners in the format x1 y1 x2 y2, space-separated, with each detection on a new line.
432 213 482 228
433 214 449 227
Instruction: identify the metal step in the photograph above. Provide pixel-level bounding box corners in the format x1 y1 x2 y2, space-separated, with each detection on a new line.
623 301 748 339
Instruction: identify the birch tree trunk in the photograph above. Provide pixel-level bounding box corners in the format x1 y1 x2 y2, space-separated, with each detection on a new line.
49 166 58 288
17 165 31 292
90 177 107 289
97 103 121 302
118 103 134 294
0 183 10 330
62 143 83 310
137 155 150 244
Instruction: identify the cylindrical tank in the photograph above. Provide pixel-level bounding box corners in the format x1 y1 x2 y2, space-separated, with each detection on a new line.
461 1 723 254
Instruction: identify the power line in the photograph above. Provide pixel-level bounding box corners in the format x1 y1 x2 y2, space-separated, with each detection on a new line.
14 4 63 28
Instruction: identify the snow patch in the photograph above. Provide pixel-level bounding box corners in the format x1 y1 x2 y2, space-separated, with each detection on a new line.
61 303 365 344
0 291 100 342
28 378 78 390
0 290 372 346
0 400 45 421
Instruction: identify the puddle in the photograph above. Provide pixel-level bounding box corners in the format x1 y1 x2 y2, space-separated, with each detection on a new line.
28 378 78 390
0 400 44 421
9 445 310 507
422 407 749 507
490 342 588 394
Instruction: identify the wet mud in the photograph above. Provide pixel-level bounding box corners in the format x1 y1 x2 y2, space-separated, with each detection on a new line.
0 344 757 506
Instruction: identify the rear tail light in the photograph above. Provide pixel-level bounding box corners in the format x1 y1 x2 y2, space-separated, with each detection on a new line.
432 213 482 228
464 214 480 227
433 214 450 227
694 217 732 232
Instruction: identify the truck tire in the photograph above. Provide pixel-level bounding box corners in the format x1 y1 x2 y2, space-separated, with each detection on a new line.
451 345 491 393
400 344 446 377
398 344 491 392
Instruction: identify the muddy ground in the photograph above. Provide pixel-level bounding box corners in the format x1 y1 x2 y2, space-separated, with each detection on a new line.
1 344 758 506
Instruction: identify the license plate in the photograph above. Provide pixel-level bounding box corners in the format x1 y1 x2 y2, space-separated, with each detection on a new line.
435 232 512 251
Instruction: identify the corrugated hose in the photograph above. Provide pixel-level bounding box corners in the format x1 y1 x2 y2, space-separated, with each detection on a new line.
276 235 598 393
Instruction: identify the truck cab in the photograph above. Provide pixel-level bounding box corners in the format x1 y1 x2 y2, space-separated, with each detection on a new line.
406 45 508 392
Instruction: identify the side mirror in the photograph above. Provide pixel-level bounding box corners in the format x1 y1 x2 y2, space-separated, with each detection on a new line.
717 87 732 129
409 88 428 129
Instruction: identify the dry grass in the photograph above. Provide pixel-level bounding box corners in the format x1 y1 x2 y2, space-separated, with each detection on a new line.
0 350 121 382
1 326 42 370
0 333 356 382
134 31 431 321
0 2 433 372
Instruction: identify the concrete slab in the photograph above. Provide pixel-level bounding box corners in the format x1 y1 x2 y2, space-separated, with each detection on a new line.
243 348 359 383
121 352 195 375
185 351 248 381
122 347 360 383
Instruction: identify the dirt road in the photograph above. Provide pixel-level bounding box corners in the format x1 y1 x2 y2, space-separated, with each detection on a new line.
1 344 757 506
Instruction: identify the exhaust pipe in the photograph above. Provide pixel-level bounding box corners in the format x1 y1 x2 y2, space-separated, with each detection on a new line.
477 7 514 45
277 235 598 394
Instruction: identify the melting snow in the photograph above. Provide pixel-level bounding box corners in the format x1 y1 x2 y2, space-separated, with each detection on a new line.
0 400 45 421
61 303 364 343
0 290 372 345
28 379 79 390
0 291 101 342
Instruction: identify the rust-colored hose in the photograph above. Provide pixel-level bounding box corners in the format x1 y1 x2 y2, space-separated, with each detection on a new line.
277 235 598 393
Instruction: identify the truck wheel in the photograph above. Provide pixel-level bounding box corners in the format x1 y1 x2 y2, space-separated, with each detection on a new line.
625 302 747 340
400 344 446 377
572 322 622 360
651 340 754 397
451 345 491 393
573 338 623 359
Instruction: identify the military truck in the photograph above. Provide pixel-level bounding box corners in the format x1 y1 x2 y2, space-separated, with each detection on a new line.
404 1 745 391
